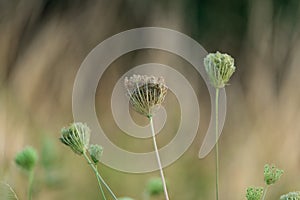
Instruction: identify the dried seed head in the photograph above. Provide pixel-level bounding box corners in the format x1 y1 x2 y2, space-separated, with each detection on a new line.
204 51 236 88
124 74 167 118
60 122 90 155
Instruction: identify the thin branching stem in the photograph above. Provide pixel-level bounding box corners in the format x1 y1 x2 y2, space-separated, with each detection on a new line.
261 185 268 200
96 165 107 200
83 152 117 200
149 116 170 200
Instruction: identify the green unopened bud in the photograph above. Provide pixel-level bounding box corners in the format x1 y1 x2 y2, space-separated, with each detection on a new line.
60 122 90 155
246 187 264 200
146 177 165 196
88 144 103 164
280 191 300 200
264 164 284 185
15 147 38 172
204 51 236 88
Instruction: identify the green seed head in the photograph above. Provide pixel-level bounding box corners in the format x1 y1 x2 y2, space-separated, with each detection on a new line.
280 191 300 200
204 51 236 88
88 144 103 164
124 75 167 118
146 177 165 196
15 146 38 172
264 164 284 185
60 122 90 155
246 187 264 200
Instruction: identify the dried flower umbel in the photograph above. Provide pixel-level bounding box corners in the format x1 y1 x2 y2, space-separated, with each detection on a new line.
60 122 90 155
124 75 170 200
124 74 167 118
204 51 236 200
203 51 236 200
204 51 235 88
60 122 118 200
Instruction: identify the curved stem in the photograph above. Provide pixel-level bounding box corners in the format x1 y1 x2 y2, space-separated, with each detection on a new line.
149 116 170 200
83 152 117 200
27 170 34 200
215 88 219 200
261 185 268 200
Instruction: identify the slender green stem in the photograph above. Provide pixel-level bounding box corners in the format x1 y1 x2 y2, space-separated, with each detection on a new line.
149 116 170 200
215 88 219 200
83 152 118 200
96 165 107 200
261 185 268 200
27 170 34 200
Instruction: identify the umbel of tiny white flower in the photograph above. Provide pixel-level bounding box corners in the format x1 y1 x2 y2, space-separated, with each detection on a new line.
204 51 236 88
246 187 264 200
263 164 284 185
280 191 300 200
88 144 103 164
124 74 167 118
60 122 90 155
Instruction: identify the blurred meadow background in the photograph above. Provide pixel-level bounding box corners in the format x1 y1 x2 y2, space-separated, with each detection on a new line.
1 0 300 199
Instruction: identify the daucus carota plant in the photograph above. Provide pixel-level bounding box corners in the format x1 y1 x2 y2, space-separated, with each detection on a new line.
60 122 118 200
261 164 284 200
15 146 38 200
246 187 264 200
245 164 284 200
280 191 300 200
204 51 236 200
124 74 169 200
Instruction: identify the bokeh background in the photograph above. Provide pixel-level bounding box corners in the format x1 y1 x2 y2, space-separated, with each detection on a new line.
1 0 300 199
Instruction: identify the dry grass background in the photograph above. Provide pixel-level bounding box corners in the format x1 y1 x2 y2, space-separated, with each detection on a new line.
0 0 300 199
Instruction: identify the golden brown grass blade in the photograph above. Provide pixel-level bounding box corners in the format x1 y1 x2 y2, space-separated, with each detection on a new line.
0 182 19 200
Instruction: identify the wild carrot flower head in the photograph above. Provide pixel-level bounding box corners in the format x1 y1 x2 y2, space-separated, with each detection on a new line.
204 51 236 88
124 74 167 118
280 191 300 200
60 122 90 155
264 164 284 185
245 187 264 200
